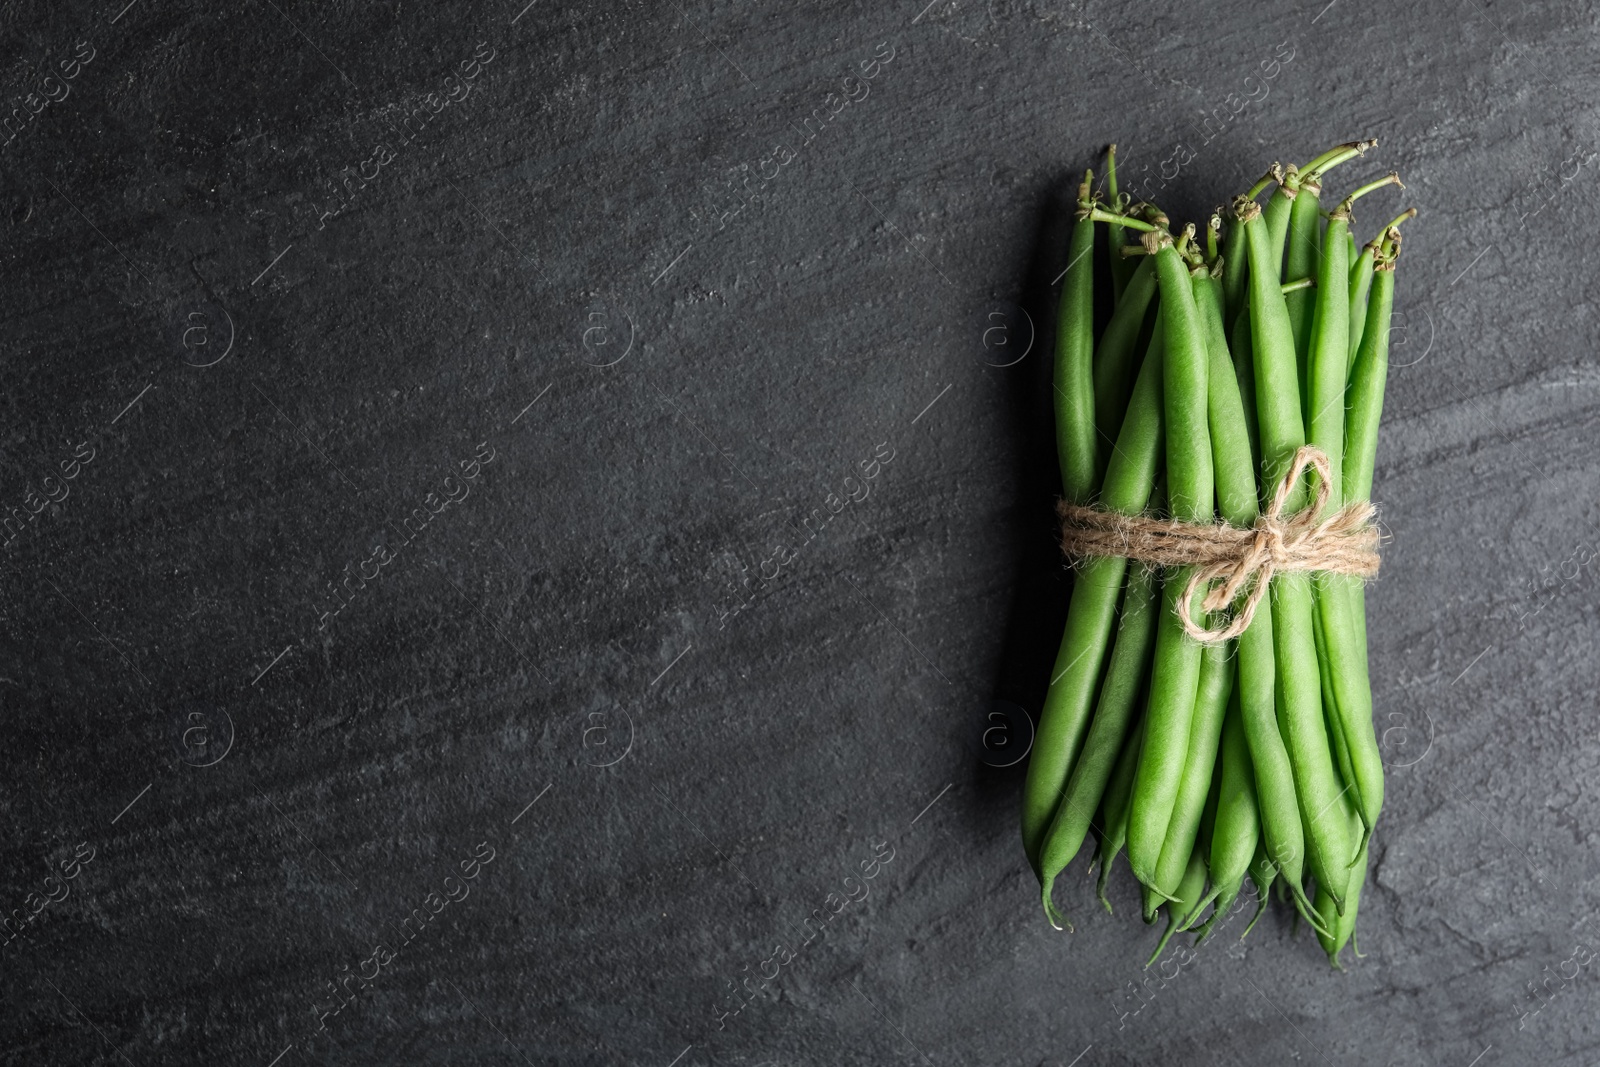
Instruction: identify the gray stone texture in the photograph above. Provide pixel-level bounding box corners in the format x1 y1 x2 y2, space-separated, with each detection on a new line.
1 0 1597 1064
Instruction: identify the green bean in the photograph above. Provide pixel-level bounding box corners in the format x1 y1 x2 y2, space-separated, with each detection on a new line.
1287 145 1379 392
1305 200 1351 481
1091 257 1159 462
1262 164 1295 279
1196 270 1254 526
1282 179 1321 277
1055 172 1100 504
1314 792 1365 968
1190 692 1258 939
1094 701 1146 914
1315 607 1356 792
1221 188 1260 334
1341 176 1401 371
1239 198 1353 913
1039 560 1161 929
1022 322 1166 869
1283 175 1322 405
1345 218 1411 503
1348 242 1374 369
1150 634 1233 898
1228 296 1261 473
1202 240 1322 927
1342 214 1410 725
1126 237 1213 891
1306 200 1384 850
1144 266 1238 900
1146 843 1209 967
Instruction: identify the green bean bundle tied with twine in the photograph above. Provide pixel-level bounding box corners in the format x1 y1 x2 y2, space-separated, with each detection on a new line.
1023 139 1413 967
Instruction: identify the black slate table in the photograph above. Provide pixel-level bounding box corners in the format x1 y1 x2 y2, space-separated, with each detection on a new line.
4 1 1598 1064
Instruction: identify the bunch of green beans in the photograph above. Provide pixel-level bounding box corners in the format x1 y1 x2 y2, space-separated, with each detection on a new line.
1023 140 1414 968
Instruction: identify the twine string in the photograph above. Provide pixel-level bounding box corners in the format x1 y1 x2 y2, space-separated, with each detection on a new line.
1056 445 1380 644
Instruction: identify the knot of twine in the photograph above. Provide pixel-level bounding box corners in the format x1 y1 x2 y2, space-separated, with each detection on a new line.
1056 446 1380 644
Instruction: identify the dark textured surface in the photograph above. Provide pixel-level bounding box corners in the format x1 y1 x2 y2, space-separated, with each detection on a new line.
3 0 1599 1064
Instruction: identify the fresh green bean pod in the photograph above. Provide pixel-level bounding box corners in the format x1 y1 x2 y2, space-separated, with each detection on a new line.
1196 270 1254 532
1273 578 1352 910
1344 253 1397 503
1126 239 1214 892
1091 257 1160 462
1335 173 1403 373
1022 324 1166 869
1228 298 1262 475
1039 560 1161 928
1306 205 1352 477
1094 703 1146 914
1283 175 1322 401
1306 205 1384 849
1200 246 1321 925
1221 217 1249 333
1315 607 1357 793
1348 240 1374 369
1191 692 1258 931
1239 199 1353 912
1151 635 1233 898
1146 268 1239 900
1054 174 1100 503
1341 232 1402 749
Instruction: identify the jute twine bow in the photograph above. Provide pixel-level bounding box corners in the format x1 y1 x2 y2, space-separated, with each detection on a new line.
1056 446 1381 644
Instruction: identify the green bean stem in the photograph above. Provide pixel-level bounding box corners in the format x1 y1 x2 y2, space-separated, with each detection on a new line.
1126 240 1214 892
1298 139 1377 180
1344 235 1403 503
1022 325 1166 869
